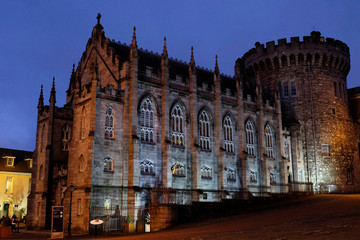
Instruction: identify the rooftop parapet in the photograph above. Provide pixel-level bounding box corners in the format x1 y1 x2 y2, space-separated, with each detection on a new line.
241 31 349 61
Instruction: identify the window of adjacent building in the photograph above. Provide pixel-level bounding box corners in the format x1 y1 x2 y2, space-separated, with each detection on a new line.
223 116 234 153
201 165 212 179
5 177 13 193
227 167 236 181
291 81 296 96
171 163 185 176
265 125 274 158
199 110 211 150
321 144 330 156
104 155 113 172
245 120 256 156
81 107 86 139
270 172 276 184
6 157 15 167
283 82 289 97
140 98 155 142
61 124 70 151
250 170 257 183
105 106 114 139
140 159 155 175
25 158 33 168
79 155 85 172
171 104 184 147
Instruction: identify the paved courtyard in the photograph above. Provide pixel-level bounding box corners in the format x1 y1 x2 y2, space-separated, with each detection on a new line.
12 194 360 240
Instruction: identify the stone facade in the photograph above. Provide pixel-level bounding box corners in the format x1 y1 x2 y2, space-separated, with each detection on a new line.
27 15 359 233
238 31 360 193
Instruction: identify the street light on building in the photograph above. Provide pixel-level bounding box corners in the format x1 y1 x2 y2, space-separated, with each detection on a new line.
67 183 75 237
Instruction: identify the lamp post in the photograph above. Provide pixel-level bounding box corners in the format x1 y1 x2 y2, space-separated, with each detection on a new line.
68 183 75 237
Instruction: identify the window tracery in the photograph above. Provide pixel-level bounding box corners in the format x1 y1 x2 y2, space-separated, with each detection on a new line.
223 116 234 153
105 106 114 139
201 165 212 178
199 110 211 150
104 155 113 172
140 159 155 175
245 120 256 156
265 125 274 158
140 98 155 142
171 104 184 146
171 163 185 176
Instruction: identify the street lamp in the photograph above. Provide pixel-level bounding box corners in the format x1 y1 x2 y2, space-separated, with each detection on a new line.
68 183 75 237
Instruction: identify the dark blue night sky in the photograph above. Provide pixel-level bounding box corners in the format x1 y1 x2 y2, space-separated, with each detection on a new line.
0 0 359 151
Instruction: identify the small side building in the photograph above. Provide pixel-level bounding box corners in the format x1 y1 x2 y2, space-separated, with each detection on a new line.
0 148 32 218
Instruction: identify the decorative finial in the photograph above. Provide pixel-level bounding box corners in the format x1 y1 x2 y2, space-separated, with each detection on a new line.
190 46 195 64
97 13 101 24
162 36 168 57
37 84 44 109
72 63 75 73
214 55 219 76
131 26 137 51
190 46 196 72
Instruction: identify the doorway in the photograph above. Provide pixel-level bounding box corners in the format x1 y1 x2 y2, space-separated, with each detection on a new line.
3 203 9 217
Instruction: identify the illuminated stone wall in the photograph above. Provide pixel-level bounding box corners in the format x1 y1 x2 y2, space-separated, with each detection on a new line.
239 31 360 193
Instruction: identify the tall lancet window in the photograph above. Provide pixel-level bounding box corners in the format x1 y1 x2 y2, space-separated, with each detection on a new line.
223 116 234 153
80 107 86 139
140 98 155 142
265 124 274 158
245 120 256 156
105 106 114 139
40 124 45 152
62 124 70 151
199 110 211 150
171 104 184 146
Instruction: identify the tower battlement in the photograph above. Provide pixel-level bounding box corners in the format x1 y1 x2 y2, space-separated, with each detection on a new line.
240 32 350 76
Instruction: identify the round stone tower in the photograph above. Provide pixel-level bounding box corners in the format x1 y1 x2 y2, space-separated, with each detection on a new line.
237 31 360 193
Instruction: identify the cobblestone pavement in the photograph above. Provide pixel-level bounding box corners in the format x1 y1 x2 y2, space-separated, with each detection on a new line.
12 194 360 240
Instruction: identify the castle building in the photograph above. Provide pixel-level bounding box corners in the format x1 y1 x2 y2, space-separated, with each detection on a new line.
27 14 360 233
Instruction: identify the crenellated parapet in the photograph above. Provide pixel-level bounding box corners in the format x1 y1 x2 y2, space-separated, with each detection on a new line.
239 31 350 79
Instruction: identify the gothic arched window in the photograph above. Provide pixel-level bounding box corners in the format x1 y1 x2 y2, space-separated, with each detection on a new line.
61 124 70 151
171 104 184 146
140 159 155 175
105 106 114 139
223 116 234 153
199 110 211 150
104 155 113 172
79 155 85 172
201 165 212 179
80 107 86 139
40 124 45 152
226 167 236 181
245 120 256 156
265 124 274 158
140 98 155 142
171 163 185 176
39 164 44 180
